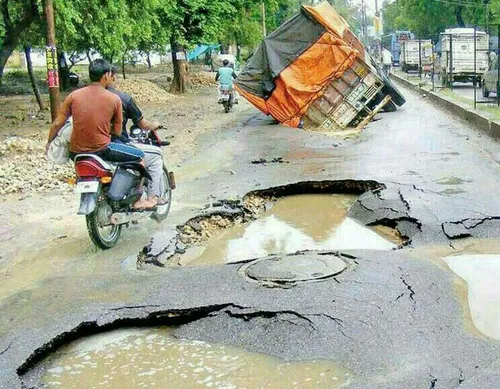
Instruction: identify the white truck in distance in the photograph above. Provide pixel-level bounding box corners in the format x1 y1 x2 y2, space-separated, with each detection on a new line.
439 28 489 86
400 39 433 72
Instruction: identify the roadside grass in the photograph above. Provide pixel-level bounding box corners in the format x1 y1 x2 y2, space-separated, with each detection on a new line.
437 89 500 121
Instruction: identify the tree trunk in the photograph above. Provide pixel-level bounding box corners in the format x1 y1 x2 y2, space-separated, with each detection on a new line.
86 50 92 63
219 41 229 54
236 43 241 62
121 57 126 79
170 36 188 94
455 6 465 27
0 40 16 86
24 45 45 110
146 52 152 69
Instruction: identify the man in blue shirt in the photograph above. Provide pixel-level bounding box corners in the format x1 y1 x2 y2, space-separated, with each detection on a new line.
215 59 237 88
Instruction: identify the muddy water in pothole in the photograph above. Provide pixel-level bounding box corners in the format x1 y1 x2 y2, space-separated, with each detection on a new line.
184 194 401 266
444 254 500 340
41 327 351 389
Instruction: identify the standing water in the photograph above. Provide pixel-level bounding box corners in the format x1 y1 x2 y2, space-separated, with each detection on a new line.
41 327 351 389
445 254 500 340
188 194 401 266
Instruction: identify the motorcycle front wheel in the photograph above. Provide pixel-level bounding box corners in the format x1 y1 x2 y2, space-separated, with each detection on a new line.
151 166 172 222
86 199 122 249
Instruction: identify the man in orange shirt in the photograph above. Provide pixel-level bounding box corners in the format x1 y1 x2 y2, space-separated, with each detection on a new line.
47 59 155 209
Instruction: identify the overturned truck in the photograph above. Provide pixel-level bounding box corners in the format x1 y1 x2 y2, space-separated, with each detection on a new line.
235 2 405 131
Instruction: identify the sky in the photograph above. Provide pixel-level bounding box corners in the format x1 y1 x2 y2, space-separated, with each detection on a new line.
352 0 396 16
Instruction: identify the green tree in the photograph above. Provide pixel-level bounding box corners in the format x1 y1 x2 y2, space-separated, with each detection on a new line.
0 0 42 83
383 0 487 39
162 0 236 93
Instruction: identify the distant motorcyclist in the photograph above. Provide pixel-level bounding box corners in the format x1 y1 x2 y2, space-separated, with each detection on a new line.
215 59 237 89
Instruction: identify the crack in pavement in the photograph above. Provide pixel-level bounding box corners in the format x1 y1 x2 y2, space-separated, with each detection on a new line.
0 341 13 357
442 216 500 239
396 267 417 312
109 304 162 311
223 308 317 332
398 189 411 211
458 369 466 386
308 313 356 341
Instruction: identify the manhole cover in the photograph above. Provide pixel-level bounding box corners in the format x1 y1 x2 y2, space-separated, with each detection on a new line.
240 252 347 286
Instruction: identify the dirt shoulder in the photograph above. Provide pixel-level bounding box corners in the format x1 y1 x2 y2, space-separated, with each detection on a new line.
0 72 251 196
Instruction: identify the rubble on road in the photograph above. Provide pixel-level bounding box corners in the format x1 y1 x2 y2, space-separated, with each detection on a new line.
114 79 176 103
190 72 218 87
0 136 73 195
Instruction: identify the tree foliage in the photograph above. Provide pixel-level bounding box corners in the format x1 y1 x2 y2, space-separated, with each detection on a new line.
0 0 42 80
382 0 488 39
0 0 362 88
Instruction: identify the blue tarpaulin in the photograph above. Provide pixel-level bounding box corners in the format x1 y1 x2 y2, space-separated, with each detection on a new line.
187 44 220 61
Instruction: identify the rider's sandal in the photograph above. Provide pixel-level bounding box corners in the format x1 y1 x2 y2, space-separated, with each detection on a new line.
156 197 167 206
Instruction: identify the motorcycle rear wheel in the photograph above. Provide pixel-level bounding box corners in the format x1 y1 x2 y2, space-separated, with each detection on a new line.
86 200 122 249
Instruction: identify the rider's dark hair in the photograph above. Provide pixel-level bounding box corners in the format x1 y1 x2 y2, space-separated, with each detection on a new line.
222 59 229 66
89 59 116 82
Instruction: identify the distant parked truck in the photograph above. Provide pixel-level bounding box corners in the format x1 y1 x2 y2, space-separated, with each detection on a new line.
439 28 489 86
382 30 414 66
400 39 433 72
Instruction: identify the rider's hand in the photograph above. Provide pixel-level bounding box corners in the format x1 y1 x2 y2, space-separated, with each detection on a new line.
151 121 162 130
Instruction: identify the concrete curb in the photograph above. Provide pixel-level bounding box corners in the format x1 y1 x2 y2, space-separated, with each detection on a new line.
391 73 500 140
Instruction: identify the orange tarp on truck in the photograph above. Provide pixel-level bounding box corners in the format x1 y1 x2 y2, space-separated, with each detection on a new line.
235 2 362 127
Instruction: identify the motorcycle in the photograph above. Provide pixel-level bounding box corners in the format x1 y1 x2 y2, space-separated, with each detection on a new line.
218 84 234 113
74 128 175 249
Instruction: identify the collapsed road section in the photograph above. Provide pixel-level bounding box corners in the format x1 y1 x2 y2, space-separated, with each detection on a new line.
137 180 411 268
235 2 405 131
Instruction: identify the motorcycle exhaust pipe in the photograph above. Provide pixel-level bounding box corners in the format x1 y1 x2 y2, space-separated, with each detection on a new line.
111 211 152 225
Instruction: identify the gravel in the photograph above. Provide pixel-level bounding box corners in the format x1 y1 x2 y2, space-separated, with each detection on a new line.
0 136 73 195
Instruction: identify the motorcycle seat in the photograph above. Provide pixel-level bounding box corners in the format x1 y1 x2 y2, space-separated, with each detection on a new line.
74 154 116 171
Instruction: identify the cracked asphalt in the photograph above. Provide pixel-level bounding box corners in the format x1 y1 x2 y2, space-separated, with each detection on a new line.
2 85 500 388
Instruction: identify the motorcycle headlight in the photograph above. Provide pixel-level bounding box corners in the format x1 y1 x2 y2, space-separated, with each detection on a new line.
130 127 142 137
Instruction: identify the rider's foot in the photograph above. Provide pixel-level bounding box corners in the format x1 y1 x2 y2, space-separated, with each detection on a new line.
132 197 157 210
155 196 167 206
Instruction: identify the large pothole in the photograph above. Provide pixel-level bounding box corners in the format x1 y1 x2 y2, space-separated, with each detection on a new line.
25 327 351 389
176 193 402 268
140 179 411 267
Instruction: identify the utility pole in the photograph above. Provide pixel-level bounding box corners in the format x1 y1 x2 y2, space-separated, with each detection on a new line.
361 0 368 46
44 0 61 121
374 0 381 60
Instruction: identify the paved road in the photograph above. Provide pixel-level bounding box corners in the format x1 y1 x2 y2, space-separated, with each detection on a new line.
2 85 500 388
450 82 500 103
